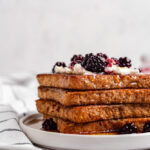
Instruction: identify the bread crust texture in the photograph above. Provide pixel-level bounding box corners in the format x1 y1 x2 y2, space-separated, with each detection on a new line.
36 99 150 123
38 87 150 106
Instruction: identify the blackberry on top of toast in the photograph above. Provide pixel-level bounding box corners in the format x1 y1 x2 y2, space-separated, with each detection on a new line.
52 52 137 75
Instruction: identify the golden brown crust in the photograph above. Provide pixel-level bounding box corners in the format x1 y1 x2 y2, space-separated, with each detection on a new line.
36 99 150 123
37 74 150 90
38 87 150 106
43 115 150 134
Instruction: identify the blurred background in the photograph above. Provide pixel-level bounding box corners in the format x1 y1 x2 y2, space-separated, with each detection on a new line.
1 1 150 148
1 0 150 75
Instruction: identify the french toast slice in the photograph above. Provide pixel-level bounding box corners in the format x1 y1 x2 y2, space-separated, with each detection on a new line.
43 115 150 134
38 87 150 106
36 99 150 123
37 74 150 90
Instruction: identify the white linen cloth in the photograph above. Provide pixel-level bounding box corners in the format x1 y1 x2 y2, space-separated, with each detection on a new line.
0 105 35 150
0 72 39 150
0 72 38 113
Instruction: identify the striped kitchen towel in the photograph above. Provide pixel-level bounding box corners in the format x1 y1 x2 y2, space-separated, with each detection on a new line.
0 105 36 150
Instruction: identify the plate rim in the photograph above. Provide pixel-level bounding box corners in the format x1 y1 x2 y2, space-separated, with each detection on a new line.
19 112 150 138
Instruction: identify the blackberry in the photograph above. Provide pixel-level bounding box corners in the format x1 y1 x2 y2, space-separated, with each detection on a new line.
84 55 106 73
143 122 150 133
119 123 138 134
97 53 108 66
96 53 108 60
42 118 57 130
52 62 66 73
71 54 84 62
70 54 84 67
119 57 132 68
81 53 94 67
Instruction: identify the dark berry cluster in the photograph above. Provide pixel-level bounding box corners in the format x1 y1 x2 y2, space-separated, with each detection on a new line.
119 123 138 134
70 54 84 67
81 53 93 67
52 52 133 74
42 118 57 130
52 62 66 73
81 53 108 73
117 122 150 134
96 53 108 60
82 55 106 73
143 122 150 133
119 57 132 68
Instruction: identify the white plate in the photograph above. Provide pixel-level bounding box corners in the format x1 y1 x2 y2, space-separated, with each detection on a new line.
20 113 150 150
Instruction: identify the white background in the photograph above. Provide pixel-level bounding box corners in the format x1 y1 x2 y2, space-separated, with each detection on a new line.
0 0 150 75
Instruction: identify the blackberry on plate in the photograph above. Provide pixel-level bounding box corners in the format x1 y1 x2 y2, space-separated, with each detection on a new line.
119 123 138 134
84 55 106 73
70 54 84 67
143 122 150 133
119 57 132 68
42 118 57 130
52 62 66 73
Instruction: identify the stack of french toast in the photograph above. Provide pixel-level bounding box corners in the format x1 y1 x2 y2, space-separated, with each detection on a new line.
36 53 150 134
